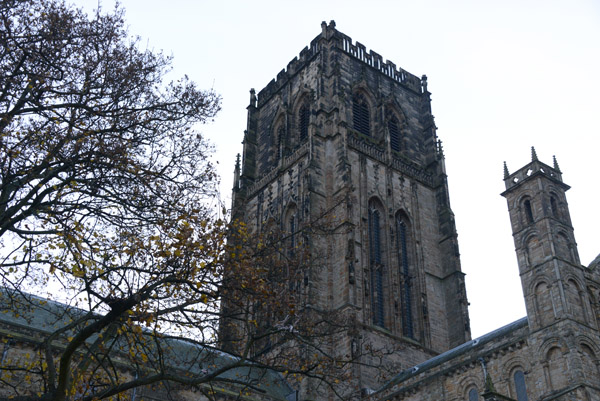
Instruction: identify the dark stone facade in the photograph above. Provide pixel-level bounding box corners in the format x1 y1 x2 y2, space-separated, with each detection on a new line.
231 21 471 398
229 21 600 400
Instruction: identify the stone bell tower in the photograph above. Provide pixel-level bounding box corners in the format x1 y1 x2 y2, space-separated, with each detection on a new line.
502 148 600 397
228 21 471 397
501 147 590 329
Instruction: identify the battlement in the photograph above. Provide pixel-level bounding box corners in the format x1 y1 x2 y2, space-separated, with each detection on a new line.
338 32 423 93
503 159 566 192
256 21 424 107
256 37 320 107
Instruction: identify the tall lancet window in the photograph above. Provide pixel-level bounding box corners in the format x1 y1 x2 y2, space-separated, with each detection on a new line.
523 198 534 224
368 201 385 327
299 104 309 142
388 114 401 152
274 125 285 165
353 93 370 136
396 215 414 338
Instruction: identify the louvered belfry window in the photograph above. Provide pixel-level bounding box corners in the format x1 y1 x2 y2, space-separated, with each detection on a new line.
368 206 385 327
397 218 414 338
353 93 370 136
388 115 401 152
299 104 309 142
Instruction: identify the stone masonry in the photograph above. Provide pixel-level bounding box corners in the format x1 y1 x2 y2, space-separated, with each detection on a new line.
228 21 600 401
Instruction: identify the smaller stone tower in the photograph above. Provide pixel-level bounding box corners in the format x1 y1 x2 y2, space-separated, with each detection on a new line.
502 148 600 397
502 148 589 329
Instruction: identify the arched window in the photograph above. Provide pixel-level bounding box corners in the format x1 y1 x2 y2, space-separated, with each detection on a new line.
396 215 414 338
353 93 370 136
513 370 528 401
274 124 285 164
550 196 559 219
388 114 401 152
468 388 478 401
524 199 534 224
299 104 309 142
259 129 273 174
368 201 385 327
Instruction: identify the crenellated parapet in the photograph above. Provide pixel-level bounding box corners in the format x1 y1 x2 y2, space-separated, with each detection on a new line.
338 33 422 94
256 38 320 107
257 20 424 107
503 153 565 191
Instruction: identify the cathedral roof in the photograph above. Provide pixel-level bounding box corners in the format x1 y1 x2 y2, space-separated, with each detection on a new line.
372 317 529 396
0 289 295 401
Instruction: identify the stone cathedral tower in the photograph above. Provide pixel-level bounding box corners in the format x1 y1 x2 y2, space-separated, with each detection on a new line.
501 149 600 399
228 21 470 396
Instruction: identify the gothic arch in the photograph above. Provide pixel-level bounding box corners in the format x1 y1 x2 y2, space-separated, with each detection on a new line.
351 87 375 138
368 197 388 328
272 113 286 165
384 103 408 153
292 92 311 144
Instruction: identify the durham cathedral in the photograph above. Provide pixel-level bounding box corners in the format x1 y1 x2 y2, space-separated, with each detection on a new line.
1 20 599 401
226 21 600 401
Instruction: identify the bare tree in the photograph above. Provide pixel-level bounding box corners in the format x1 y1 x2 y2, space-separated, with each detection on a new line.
0 2 396 400
0 1 262 400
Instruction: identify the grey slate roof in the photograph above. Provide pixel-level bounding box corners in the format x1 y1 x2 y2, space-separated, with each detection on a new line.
373 316 529 395
0 289 296 401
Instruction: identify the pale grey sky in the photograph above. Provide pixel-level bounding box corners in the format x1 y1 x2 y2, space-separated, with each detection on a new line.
76 0 600 337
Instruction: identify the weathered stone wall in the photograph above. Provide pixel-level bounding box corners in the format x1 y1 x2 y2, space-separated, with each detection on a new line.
231 21 471 396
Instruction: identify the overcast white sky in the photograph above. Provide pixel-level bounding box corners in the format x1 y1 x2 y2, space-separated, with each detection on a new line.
75 0 600 338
